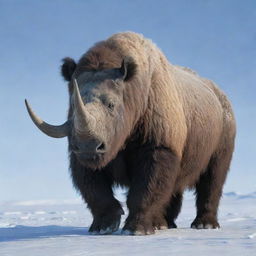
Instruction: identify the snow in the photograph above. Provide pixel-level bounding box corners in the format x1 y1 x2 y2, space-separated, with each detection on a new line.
0 191 255 256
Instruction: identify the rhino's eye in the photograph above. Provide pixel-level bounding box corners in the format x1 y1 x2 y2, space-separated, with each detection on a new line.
108 102 115 111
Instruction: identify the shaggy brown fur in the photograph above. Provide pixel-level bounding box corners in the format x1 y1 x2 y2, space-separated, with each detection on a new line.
61 32 236 235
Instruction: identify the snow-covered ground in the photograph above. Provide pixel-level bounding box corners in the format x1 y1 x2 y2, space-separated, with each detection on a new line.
0 191 255 256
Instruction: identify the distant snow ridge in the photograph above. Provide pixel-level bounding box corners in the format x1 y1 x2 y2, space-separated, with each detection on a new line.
224 191 256 199
0 222 16 228
224 192 238 197
12 199 81 206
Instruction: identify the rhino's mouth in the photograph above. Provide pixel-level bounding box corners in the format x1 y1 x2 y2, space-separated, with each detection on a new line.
76 152 105 169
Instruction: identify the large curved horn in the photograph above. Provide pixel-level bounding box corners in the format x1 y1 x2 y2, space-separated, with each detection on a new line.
73 79 95 134
25 99 69 138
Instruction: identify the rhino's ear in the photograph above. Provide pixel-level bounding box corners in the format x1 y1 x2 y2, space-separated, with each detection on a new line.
61 57 77 82
119 57 137 81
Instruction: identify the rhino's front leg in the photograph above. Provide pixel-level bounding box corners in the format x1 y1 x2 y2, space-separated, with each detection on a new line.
70 153 124 235
123 146 180 235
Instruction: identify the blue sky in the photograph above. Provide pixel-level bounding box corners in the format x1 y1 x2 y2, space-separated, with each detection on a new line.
0 0 255 200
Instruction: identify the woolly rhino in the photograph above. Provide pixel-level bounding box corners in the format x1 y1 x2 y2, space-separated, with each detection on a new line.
25 32 236 235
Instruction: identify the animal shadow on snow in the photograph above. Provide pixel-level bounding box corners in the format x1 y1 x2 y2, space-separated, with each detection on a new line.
0 225 92 242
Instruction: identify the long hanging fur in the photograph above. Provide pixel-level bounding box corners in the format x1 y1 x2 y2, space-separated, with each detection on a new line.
61 32 236 235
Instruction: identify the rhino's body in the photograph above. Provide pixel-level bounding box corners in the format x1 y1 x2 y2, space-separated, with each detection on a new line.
26 32 236 235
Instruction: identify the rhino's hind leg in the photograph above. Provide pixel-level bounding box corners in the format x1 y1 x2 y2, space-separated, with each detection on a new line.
165 192 183 228
191 146 234 229
122 146 180 235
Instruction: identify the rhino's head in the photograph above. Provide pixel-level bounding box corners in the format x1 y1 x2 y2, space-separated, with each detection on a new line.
25 56 137 169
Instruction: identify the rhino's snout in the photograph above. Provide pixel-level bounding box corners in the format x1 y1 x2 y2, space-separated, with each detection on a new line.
71 138 106 153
